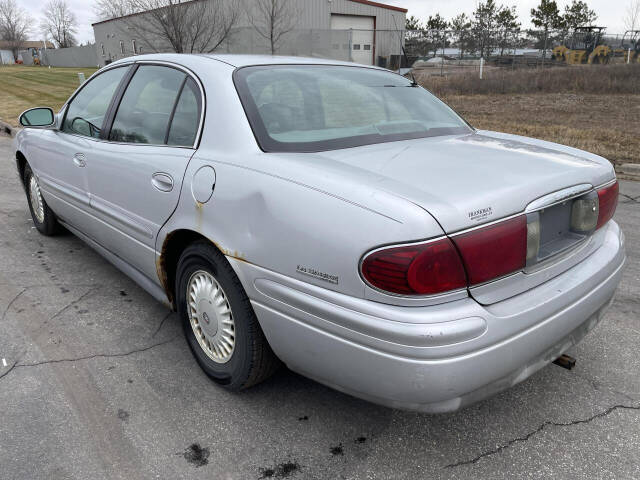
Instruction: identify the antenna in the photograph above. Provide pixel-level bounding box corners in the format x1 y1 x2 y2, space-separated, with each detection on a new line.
392 15 418 86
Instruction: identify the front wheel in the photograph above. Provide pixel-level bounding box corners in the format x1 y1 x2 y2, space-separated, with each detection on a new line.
23 164 60 236
176 241 280 389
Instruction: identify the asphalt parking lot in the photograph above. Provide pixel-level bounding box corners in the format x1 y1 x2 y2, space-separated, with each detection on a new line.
0 133 639 480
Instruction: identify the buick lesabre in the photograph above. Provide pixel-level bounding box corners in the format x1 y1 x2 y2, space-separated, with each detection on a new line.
14 54 625 412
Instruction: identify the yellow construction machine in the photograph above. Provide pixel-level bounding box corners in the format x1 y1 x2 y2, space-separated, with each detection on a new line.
552 26 612 64
613 30 640 63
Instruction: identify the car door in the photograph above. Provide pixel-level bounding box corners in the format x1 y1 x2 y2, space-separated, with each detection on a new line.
32 66 130 231
84 63 203 282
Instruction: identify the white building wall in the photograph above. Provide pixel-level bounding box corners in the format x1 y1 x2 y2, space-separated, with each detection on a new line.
92 0 406 66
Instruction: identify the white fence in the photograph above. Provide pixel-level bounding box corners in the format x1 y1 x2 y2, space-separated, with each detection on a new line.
0 50 15 64
19 44 99 68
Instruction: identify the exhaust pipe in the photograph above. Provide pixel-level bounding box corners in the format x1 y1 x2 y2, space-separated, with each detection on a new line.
553 354 576 370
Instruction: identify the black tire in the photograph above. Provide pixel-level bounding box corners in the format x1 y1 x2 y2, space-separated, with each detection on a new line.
23 164 61 236
176 240 280 390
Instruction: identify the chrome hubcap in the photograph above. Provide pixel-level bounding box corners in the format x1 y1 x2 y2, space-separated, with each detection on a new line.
187 270 235 363
29 175 45 223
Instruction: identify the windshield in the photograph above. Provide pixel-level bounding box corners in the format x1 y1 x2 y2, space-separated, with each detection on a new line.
233 65 472 153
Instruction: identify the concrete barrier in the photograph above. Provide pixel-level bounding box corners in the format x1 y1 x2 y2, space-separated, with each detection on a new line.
620 164 640 181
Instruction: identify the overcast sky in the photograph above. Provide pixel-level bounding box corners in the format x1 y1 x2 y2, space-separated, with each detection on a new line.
19 0 629 45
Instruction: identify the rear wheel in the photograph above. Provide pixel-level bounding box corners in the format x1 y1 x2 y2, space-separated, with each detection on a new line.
23 164 60 236
176 241 280 389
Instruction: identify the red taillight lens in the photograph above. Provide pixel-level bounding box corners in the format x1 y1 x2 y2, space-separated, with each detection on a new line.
452 215 527 285
361 238 467 295
596 181 618 230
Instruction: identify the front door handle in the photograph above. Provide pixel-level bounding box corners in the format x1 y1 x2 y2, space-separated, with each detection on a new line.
151 172 174 192
73 153 86 167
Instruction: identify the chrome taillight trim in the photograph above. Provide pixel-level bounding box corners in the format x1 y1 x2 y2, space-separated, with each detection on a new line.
525 184 593 213
449 212 526 237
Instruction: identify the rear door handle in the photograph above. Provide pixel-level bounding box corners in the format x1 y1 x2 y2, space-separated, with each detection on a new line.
73 153 86 167
151 172 174 192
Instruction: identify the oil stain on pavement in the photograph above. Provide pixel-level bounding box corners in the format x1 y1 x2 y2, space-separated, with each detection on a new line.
182 443 210 467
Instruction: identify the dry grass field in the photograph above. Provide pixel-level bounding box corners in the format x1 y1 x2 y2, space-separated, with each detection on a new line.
0 65 98 127
419 64 640 166
416 63 640 96
444 93 640 166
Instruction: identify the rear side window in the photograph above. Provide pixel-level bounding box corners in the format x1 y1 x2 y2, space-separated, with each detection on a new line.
110 65 185 144
167 78 201 147
62 66 127 138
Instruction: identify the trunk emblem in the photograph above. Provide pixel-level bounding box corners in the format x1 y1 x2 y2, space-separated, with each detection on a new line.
468 206 493 222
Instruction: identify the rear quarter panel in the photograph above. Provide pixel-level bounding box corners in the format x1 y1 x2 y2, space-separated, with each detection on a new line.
159 147 444 299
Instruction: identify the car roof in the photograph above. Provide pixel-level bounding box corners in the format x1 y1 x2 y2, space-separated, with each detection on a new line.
108 53 385 70
200 54 369 68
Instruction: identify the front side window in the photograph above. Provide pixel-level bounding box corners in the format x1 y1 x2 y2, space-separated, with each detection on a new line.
62 66 128 138
234 65 472 152
110 65 186 145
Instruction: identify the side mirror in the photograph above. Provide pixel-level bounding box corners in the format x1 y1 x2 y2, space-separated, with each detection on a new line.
19 107 55 128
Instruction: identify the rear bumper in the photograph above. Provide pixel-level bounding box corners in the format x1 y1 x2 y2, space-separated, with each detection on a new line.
230 221 625 413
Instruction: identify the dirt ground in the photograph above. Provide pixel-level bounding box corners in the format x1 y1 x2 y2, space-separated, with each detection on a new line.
444 93 640 167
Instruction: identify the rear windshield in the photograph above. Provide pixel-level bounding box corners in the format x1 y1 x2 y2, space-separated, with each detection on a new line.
233 65 472 153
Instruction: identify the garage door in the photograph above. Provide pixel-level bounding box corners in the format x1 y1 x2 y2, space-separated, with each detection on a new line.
330 14 374 65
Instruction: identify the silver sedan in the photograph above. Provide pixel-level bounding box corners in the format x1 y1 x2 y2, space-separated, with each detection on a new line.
14 54 625 412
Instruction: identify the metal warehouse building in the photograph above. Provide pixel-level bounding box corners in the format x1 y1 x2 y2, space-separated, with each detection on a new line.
92 0 407 67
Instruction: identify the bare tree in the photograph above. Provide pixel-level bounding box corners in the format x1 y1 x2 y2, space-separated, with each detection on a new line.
246 0 297 54
625 0 640 31
0 0 32 60
94 0 136 21
94 0 238 54
41 0 78 48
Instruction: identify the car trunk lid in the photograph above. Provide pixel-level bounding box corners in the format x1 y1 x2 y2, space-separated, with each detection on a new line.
315 131 614 234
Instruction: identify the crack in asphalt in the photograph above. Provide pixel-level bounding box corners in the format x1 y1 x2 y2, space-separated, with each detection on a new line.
619 193 640 204
47 287 99 323
0 288 27 323
151 311 174 338
0 337 178 383
15 337 178 369
444 403 640 469
1 284 103 324
0 359 18 381
0 285 179 383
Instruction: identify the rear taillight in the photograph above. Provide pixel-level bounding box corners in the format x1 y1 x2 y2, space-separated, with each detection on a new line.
361 238 467 295
360 187 613 298
452 215 527 285
361 216 529 296
596 181 618 230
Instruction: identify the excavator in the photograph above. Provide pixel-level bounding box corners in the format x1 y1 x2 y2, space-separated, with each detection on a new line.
552 26 612 64
613 30 640 63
